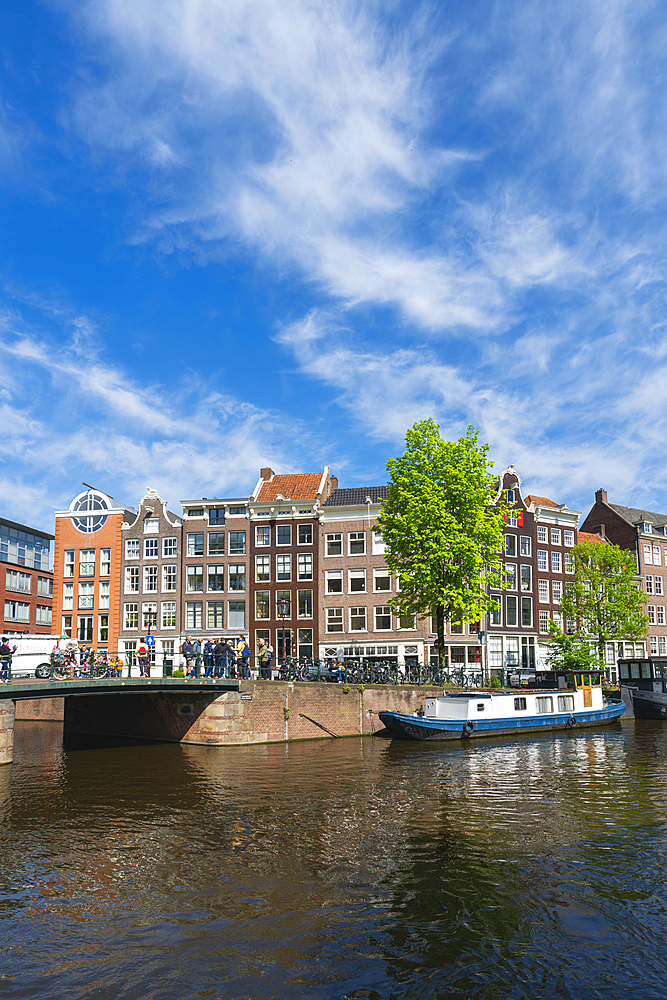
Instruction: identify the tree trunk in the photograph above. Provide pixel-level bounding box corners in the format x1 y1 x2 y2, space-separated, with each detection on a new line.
436 604 446 674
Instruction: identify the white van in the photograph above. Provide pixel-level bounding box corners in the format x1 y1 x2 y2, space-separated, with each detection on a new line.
1 633 58 680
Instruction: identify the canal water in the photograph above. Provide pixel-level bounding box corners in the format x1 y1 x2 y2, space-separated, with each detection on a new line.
1 720 666 999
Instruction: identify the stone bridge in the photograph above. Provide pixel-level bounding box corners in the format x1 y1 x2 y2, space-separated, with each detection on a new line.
0 678 443 763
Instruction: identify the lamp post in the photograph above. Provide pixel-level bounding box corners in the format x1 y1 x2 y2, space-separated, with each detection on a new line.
277 597 290 668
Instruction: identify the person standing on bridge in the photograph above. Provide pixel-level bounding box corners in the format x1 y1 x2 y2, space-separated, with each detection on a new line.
138 643 149 677
0 637 16 683
181 635 195 673
203 639 214 678
213 638 225 678
190 637 202 678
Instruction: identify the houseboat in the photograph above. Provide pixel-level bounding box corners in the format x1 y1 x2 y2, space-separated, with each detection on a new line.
619 657 667 719
378 670 625 740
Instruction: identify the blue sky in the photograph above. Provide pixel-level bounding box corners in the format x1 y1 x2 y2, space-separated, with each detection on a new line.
2 0 667 531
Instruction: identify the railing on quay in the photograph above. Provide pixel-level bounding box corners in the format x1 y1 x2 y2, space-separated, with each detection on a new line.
0 649 485 688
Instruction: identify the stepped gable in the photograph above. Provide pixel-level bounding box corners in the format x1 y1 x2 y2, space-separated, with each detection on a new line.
324 486 388 507
607 502 667 529
256 472 323 502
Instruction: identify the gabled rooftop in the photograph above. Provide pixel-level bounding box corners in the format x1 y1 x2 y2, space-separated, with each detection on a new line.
324 486 388 507
607 502 667 530
525 494 559 508
256 473 324 503
578 530 607 544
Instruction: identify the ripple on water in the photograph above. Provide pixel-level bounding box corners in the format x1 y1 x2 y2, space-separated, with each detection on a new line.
0 718 666 999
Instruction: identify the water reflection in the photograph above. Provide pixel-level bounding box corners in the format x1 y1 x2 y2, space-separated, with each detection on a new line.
0 720 665 998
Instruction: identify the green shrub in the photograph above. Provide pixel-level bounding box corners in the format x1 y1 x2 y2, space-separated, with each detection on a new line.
172 667 185 677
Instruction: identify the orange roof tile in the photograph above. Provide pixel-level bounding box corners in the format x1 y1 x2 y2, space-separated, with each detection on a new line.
525 494 559 507
257 472 323 502
577 530 607 544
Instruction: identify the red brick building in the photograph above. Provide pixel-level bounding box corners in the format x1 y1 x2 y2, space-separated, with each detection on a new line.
249 467 336 663
53 489 133 651
1 516 54 634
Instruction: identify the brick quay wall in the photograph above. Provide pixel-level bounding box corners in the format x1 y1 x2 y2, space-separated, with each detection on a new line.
62 682 443 745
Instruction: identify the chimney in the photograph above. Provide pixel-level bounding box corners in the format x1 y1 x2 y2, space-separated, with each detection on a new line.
330 475 338 492
600 524 606 539
595 488 608 504
260 467 274 481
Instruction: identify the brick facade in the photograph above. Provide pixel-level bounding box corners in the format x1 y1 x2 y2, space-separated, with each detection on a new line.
53 490 130 651
319 488 432 665
1 516 54 635
581 488 664 665
249 468 335 664
178 496 251 648
119 488 182 666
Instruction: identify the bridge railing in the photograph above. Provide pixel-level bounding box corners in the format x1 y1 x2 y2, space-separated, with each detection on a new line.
1 650 485 687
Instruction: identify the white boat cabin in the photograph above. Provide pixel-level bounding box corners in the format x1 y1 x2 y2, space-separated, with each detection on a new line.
423 671 604 720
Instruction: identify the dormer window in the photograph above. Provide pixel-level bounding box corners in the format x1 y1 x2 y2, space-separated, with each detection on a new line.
643 522 652 534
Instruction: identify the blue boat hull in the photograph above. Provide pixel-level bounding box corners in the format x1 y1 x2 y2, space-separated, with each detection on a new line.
378 700 626 740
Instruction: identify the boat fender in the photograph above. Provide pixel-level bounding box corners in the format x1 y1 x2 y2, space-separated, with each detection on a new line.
566 715 577 728
463 720 474 736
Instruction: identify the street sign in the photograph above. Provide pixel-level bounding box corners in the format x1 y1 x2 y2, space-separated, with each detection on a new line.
145 634 155 647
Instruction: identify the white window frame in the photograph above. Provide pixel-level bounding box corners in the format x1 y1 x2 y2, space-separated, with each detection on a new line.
162 564 177 592
144 538 159 559
349 606 367 631
297 524 313 545
551 551 562 574
256 525 270 547
373 567 391 592
326 533 342 556
125 566 139 594
348 531 366 556
348 568 366 594
538 579 549 603
520 536 531 557
326 608 344 633
374 605 392 631
276 554 291 581
255 555 270 582
326 569 343 593
143 565 158 593
297 553 313 581
161 601 176 629
163 536 178 557
276 524 291 546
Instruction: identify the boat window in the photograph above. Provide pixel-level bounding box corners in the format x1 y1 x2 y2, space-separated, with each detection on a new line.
536 696 553 714
558 695 575 712
514 697 527 711
583 674 590 685
619 664 630 680
641 662 652 679
630 663 640 679
576 674 582 686
591 672 601 686
476 703 485 712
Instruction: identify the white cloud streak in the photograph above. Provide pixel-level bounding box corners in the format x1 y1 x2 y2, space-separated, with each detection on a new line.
0 294 326 530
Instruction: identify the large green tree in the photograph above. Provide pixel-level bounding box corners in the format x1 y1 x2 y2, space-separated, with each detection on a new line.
376 419 510 670
560 540 648 668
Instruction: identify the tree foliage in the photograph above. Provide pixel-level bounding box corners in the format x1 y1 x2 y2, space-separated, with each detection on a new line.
544 621 596 672
560 540 648 667
376 419 510 667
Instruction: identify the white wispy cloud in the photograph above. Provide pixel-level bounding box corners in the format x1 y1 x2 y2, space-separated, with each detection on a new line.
35 0 667 515
0 293 329 529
